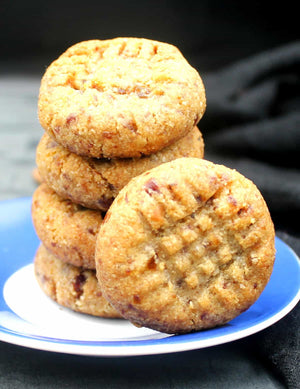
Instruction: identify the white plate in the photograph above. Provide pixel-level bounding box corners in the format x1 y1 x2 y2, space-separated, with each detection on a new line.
0 197 299 356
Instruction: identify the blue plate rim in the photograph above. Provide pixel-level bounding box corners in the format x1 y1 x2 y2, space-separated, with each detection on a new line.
0 197 299 356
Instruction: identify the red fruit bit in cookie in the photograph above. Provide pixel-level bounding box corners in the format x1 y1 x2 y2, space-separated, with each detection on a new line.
195 194 203 203
133 295 141 304
87 143 94 151
201 312 208 321
228 195 237 206
66 113 77 126
62 172 71 181
87 228 96 236
147 256 157 270
144 178 161 196
238 204 252 216
73 273 86 299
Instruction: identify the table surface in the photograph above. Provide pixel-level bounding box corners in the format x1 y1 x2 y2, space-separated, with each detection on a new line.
0 72 287 389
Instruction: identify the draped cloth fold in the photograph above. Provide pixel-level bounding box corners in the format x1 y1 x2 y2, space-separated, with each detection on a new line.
201 41 300 389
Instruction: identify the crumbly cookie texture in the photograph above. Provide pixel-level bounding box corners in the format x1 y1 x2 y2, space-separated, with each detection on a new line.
32 183 103 269
38 38 206 158
36 127 204 211
34 244 122 318
95 157 275 334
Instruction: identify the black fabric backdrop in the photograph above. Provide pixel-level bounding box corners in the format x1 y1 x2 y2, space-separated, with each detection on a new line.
201 42 300 389
0 1 299 388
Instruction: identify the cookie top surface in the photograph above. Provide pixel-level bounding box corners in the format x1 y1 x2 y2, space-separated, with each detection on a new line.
32 183 103 269
95 158 275 334
34 244 122 318
38 38 206 158
36 127 204 211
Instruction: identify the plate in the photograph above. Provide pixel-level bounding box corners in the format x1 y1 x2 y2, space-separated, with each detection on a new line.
0 197 299 357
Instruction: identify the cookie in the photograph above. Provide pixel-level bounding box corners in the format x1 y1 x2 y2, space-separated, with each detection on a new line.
34 244 122 318
32 167 42 184
38 38 206 158
32 183 103 269
95 158 275 334
36 126 204 211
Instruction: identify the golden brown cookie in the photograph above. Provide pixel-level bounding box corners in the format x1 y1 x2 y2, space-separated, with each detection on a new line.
32 183 103 269
36 127 204 211
38 38 206 158
34 244 122 318
95 158 275 334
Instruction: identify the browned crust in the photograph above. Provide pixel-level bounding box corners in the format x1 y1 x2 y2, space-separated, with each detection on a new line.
38 38 206 158
95 158 276 334
32 184 103 269
34 244 122 318
36 127 204 211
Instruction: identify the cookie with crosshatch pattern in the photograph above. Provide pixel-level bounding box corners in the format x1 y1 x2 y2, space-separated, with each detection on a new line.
95 157 275 334
38 37 206 158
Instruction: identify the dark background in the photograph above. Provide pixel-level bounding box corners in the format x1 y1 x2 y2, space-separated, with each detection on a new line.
1 0 298 73
0 2 299 388
2 0 298 235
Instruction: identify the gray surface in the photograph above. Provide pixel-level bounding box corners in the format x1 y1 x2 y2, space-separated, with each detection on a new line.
0 74 285 388
0 75 43 200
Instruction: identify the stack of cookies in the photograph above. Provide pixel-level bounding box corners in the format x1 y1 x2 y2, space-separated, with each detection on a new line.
32 38 275 334
32 38 207 320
